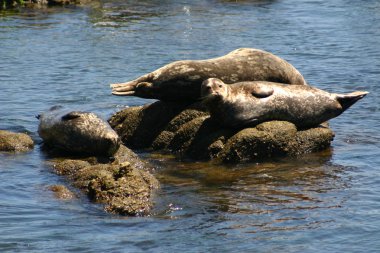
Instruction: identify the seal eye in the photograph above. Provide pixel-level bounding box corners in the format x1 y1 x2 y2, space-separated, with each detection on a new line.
218 85 223 88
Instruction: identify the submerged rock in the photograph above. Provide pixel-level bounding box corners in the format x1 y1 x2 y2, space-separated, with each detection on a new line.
0 130 34 152
109 101 335 163
50 145 159 216
48 184 76 200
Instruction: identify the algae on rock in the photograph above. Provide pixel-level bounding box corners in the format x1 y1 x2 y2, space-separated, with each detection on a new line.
109 101 335 163
0 130 34 152
50 145 159 216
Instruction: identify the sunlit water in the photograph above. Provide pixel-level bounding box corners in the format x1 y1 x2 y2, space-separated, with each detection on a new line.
1 0 379 252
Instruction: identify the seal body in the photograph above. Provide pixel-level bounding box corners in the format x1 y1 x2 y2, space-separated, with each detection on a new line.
111 48 306 101
38 106 120 156
201 78 368 129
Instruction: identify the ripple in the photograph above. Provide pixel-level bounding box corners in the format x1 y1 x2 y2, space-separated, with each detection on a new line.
1 0 380 252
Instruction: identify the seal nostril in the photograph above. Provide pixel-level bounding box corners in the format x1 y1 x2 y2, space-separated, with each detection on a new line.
207 86 211 90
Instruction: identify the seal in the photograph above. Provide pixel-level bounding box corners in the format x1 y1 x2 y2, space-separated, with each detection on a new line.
111 48 306 101
37 106 120 156
201 78 368 129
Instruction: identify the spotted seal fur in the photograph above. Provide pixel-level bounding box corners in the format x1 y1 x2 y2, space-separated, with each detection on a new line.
37 106 120 156
111 48 306 101
201 78 368 129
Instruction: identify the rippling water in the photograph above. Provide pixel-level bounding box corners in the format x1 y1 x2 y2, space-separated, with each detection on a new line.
1 0 379 252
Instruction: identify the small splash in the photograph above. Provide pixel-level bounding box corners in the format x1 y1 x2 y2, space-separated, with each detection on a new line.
183 6 191 16
182 5 193 37
93 21 120 28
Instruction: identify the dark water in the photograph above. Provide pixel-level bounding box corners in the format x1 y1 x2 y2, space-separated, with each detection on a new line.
1 0 380 252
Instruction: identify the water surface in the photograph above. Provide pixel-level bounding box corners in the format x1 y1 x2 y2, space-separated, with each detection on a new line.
1 0 379 252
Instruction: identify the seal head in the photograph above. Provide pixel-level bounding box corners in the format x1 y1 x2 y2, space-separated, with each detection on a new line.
201 78 230 99
38 106 120 156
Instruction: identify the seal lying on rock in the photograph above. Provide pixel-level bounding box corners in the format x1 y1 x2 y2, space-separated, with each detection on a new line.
201 78 368 129
111 48 306 101
37 106 120 156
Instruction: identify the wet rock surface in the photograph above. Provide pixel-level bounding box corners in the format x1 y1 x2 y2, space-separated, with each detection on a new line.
48 184 77 200
1 0 95 10
49 145 159 216
109 101 335 163
0 130 34 152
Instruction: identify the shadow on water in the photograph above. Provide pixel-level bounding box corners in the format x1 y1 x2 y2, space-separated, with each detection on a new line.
147 148 351 233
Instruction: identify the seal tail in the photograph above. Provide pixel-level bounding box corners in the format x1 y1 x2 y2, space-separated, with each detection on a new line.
336 91 368 111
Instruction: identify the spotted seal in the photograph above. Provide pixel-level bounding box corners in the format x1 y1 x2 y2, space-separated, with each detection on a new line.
201 78 368 129
37 106 120 156
111 48 306 101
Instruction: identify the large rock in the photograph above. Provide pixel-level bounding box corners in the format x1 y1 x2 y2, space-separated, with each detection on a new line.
109 101 335 163
0 0 95 10
50 145 159 216
0 130 34 152
109 102 207 149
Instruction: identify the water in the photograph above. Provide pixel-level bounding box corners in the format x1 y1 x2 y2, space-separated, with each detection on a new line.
1 0 380 251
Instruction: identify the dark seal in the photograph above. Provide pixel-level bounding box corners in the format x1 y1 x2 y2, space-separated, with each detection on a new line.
37 106 120 156
111 48 306 101
201 78 368 129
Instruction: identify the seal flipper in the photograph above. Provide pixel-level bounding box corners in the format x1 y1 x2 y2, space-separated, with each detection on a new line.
110 73 154 93
61 112 82 121
250 84 274 98
112 82 154 96
336 91 368 111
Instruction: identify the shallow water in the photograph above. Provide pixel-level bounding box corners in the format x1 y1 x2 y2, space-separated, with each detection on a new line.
1 0 380 252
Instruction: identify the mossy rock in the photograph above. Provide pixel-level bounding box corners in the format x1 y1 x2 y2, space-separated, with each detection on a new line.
0 0 95 10
168 116 234 160
50 145 159 216
109 101 207 149
0 130 34 152
48 184 76 200
109 102 335 163
219 121 334 163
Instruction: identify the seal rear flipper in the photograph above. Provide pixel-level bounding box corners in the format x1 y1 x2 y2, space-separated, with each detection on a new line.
61 112 82 121
110 73 153 89
112 82 154 97
336 91 369 111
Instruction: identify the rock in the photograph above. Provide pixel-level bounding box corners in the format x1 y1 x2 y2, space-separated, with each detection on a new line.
0 0 96 10
219 121 334 163
50 145 159 216
48 184 76 200
0 130 34 152
110 102 335 163
108 101 207 149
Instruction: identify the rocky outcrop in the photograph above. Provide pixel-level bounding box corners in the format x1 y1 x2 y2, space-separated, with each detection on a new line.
49 145 159 216
109 101 335 163
0 0 94 10
0 130 34 152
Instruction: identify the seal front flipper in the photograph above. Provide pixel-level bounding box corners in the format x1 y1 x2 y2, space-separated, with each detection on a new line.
61 112 82 121
250 83 274 98
336 91 369 111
